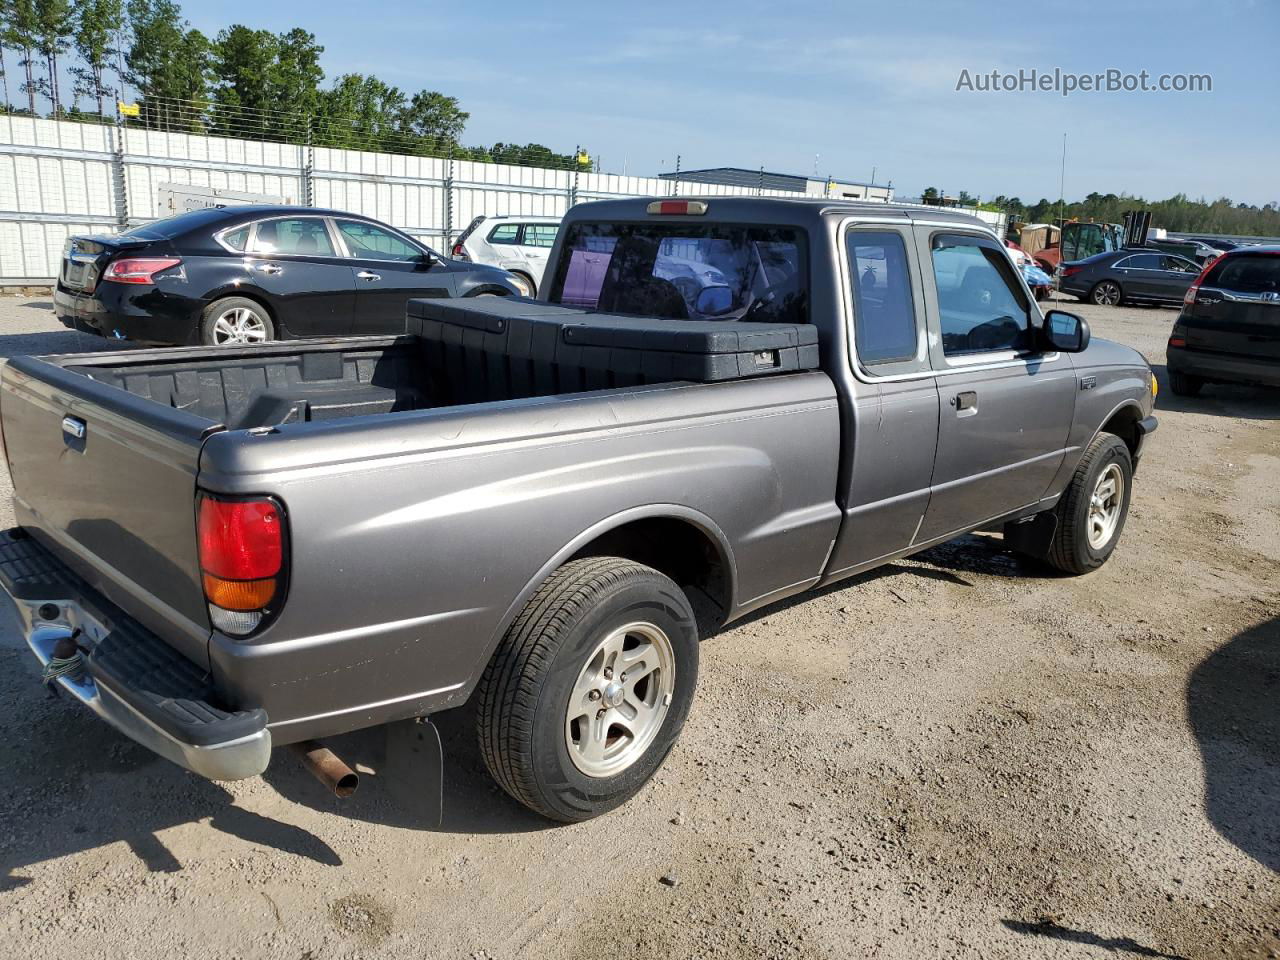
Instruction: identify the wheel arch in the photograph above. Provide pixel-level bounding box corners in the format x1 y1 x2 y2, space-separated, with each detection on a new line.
1095 400 1146 459
485 505 737 664
203 288 281 335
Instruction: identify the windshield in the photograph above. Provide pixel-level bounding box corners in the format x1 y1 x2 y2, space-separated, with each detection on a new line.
547 222 808 324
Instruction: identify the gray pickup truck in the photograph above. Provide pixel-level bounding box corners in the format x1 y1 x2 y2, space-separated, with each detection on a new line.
0 197 1157 822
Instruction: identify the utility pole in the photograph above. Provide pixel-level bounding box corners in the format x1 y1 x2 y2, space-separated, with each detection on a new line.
1058 133 1067 225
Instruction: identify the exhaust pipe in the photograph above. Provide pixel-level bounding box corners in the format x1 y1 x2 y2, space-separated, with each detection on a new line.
290 740 359 797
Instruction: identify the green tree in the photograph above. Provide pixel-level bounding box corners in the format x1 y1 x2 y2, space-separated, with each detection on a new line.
124 0 210 128
33 0 72 113
397 89 467 150
210 24 278 135
317 73 405 150
956 189 977 206
921 186 939 202
271 27 322 126
70 0 121 115
2 0 41 113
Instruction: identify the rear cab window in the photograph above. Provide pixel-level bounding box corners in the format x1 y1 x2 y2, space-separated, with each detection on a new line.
547 221 808 324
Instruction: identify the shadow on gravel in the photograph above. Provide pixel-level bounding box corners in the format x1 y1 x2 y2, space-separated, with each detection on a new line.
0 328 133 359
259 707 559 837
1150 363 1280 422
1187 614 1280 873
1001 919 1189 959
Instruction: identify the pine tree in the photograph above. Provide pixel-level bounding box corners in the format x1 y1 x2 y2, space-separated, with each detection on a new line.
71 0 121 116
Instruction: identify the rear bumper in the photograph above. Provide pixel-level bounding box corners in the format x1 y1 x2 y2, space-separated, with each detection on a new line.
1166 347 1280 388
53 284 203 346
0 528 270 780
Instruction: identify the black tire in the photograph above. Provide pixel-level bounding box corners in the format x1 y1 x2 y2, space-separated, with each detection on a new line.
476 557 699 822
1169 369 1204 397
199 296 275 346
1045 433 1133 574
1090 280 1123 306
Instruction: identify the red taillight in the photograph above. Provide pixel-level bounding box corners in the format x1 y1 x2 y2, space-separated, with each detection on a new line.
102 257 183 284
197 495 285 633
1168 335 1187 348
646 199 709 215
1184 257 1216 306
1061 265 1084 278
452 243 465 256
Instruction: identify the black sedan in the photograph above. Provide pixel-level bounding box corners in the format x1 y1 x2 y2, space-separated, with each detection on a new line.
53 206 527 346
1058 248 1203 307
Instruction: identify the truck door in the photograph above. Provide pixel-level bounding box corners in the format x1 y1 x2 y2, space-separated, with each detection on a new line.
822 224 940 580
914 230 1077 542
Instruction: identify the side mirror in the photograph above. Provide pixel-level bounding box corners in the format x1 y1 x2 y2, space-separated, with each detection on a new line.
1043 310 1090 352
694 284 734 316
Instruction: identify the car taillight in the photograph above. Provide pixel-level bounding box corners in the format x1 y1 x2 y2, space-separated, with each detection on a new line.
1061 265 1084 278
102 257 183 284
197 494 286 636
646 199 708 215
1168 335 1187 348
1184 258 1216 306
451 242 468 259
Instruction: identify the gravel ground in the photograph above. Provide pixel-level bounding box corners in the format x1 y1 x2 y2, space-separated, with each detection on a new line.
0 294 1276 960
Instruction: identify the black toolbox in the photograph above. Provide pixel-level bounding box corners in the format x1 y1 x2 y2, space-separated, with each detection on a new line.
407 297 819 402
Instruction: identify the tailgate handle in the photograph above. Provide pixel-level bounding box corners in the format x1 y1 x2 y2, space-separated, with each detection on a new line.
62 416 86 440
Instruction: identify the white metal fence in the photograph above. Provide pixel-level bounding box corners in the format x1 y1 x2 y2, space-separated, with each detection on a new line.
0 115 1005 283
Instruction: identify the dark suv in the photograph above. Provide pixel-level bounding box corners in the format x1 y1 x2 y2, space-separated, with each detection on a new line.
53 206 524 346
1167 247 1280 396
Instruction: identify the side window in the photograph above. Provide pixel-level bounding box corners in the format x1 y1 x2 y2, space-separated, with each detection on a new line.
931 234 1031 357
1162 256 1198 273
1121 253 1161 270
220 225 249 251
522 224 559 248
488 224 520 245
250 218 335 257
335 220 422 261
848 230 918 366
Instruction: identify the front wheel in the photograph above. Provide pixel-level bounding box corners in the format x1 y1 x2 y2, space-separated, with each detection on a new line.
476 557 699 822
200 297 275 345
1090 280 1123 306
1045 433 1134 574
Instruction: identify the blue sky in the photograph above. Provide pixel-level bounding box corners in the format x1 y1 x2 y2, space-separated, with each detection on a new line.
186 0 1279 206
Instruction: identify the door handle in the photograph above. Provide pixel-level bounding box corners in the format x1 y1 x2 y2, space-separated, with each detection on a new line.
356 271 382 282
952 391 977 411
256 263 282 276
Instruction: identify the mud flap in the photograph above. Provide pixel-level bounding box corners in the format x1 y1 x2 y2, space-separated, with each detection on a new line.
385 717 444 828
1003 510 1058 559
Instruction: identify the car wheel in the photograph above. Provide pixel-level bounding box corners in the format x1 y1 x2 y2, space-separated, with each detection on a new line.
1169 370 1204 397
200 297 275 345
476 557 699 822
510 272 536 298
1090 281 1123 306
1045 433 1133 575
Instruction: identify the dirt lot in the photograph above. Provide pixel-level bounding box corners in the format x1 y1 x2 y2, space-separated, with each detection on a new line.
0 295 1275 960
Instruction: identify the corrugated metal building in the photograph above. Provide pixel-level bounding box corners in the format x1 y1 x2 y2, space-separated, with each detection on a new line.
658 167 893 202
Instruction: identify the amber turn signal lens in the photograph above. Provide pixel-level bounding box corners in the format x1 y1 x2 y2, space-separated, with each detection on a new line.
202 574 276 611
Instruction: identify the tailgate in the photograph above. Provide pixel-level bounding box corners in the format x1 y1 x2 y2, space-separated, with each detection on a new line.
1 355 219 667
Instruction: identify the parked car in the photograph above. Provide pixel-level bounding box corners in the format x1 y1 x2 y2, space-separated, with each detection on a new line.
1166 246 1280 395
1058 248 1201 306
53 206 525 346
1185 236 1238 253
2 197 1156 823
450 215 560 296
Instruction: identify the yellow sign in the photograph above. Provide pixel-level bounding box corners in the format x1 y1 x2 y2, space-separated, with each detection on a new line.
118 101 140 117
576 151 590 166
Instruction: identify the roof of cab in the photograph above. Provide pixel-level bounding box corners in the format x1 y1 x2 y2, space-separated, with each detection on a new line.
562 195 992 230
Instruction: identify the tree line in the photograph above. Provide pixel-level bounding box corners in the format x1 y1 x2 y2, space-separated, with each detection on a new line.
923 186 1280 239
0 0 589 167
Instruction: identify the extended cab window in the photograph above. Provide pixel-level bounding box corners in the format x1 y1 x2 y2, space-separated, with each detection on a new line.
848 230 918 365
931 234 1031 356
548 222 808 323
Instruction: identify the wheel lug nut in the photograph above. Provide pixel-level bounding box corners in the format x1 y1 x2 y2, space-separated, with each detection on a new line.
603 668 613 679
619 673 627 682
589 689 601 701
596 709 606 719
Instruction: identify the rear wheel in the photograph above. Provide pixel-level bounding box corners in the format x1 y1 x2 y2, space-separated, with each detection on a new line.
200 297 275 345
476 557 698 822
510 272 536 298
1169 369 1204 397
1090 280 1123 306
